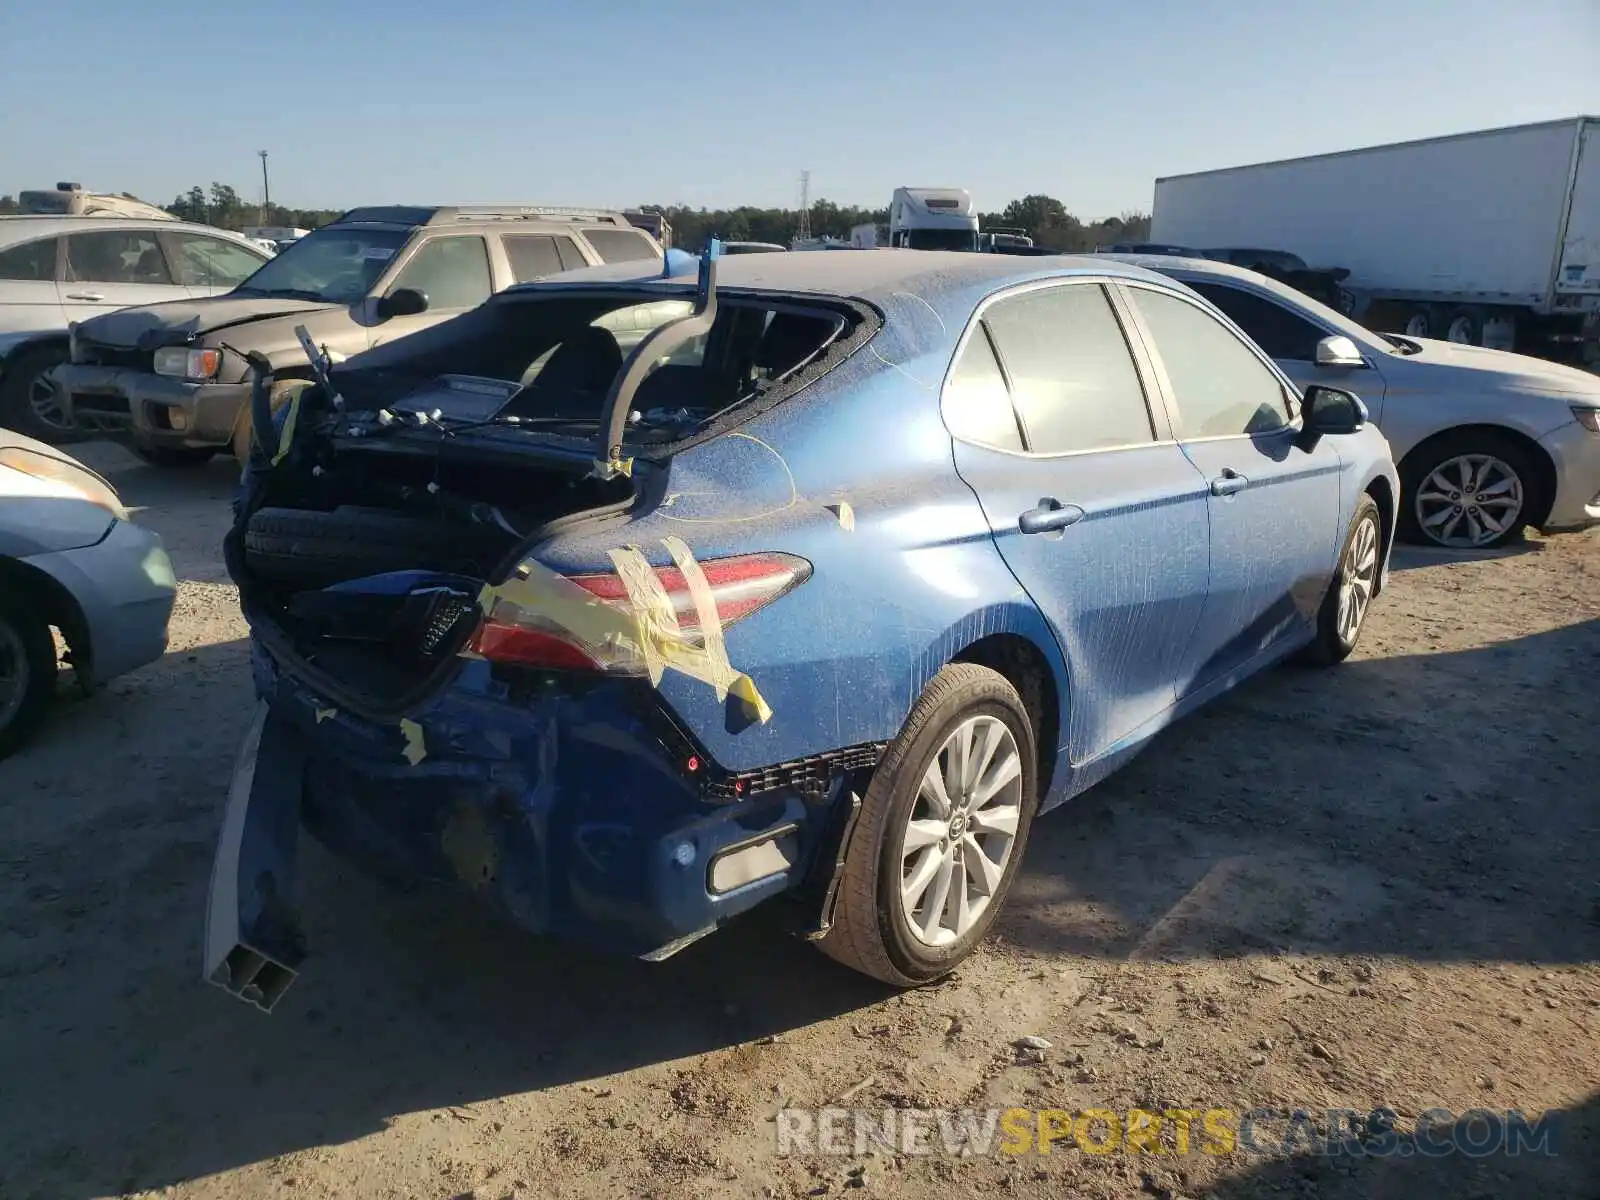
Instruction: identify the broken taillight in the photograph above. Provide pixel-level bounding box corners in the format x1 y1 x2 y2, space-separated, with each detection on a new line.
468 552 811 672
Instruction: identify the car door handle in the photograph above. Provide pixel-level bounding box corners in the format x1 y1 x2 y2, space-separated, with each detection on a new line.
1210 469 1249 497
1018 498 1085 534
65 292 106 301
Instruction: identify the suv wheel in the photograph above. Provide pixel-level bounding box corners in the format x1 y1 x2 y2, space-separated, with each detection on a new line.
0 591 56 760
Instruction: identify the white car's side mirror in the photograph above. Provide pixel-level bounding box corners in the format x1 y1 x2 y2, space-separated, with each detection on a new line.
1315 335 1365 368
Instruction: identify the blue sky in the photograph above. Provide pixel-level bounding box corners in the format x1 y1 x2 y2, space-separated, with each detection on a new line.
4 0 1596 218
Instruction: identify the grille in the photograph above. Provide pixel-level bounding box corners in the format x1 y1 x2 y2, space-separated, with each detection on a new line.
78 342 153 372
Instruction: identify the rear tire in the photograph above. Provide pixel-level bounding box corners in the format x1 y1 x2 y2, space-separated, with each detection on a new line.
0 344 82 443
816 663 1038 986
1301 494 1381 666
0 590 57 761
1442 306 1484 346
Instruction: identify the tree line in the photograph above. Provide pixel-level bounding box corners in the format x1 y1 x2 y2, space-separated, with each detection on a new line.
1 184 1150 252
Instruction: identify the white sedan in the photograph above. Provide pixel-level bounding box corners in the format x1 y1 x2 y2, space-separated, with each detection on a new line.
0 431 176 756
1113 255 1600 550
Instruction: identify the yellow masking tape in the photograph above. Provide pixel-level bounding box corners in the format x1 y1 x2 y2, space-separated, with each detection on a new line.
271 390 303 466
399 718 427 766
589 456 634 480
315 707 337 724
476 540 772 724
828 501 855 532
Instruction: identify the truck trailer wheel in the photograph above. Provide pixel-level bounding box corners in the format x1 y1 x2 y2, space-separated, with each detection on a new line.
1442 307 1485 346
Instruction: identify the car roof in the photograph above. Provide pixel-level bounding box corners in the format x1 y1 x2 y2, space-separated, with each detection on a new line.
0 215 263 247
510 248 1184 327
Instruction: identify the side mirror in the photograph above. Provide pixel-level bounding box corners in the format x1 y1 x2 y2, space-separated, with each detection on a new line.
376 287 428 320
1314 334 1365 368
1302 384 1368 436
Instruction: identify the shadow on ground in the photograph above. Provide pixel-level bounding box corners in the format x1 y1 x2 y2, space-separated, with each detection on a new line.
0 547 1595 1194
1199 1091 1598 1199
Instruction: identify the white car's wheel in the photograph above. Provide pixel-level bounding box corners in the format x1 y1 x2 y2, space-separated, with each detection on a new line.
1400 433 1541 550
0 591 56 760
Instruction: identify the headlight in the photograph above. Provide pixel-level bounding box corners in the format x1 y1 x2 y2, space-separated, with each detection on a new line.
0 447 127 520
153 346 222 380
1572 406 1600 434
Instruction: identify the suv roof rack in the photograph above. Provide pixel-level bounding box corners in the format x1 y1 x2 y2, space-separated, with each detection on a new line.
332 204 633 228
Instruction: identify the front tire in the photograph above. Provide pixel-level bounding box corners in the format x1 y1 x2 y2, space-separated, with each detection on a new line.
817 663 1038 986
1302 494 1382 666
0 344 81 443
0 590 57 760
1398 432 1540 549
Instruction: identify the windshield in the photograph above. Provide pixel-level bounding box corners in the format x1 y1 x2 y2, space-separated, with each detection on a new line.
906 228 979 251
235 226 411 304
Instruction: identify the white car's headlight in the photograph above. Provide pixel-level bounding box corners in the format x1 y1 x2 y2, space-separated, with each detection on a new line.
153 346 222 381
1572 405 1600 434
0 446 127 520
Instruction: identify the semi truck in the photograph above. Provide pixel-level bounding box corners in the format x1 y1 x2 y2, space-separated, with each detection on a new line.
1150 116 1600 363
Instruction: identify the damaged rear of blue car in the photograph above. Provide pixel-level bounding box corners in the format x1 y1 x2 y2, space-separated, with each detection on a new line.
208 246 1397 1011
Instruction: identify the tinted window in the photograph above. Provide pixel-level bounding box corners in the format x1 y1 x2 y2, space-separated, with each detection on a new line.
1128 288 1290 438
943 328 1022 451
236 226 410 304
555 237 587 271
582 229 659 264
503 235 564 282
169 234 266 289
982 284 1154 454
391 236 492 309
1187 283 1326 360
0 238 57 281
65 230 171 285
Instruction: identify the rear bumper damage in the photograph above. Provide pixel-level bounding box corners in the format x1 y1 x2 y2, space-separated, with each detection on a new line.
204 639 853 1010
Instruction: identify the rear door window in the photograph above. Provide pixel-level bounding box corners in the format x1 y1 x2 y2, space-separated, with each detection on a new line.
981 283 1156 454
504 234 590 281
0 237 58 280
942 327 1023 451
1127 287 1292 438
1188 282 1325 360
390 236 492 309
64 230 171 284
503 235 563 282
581 228 659 264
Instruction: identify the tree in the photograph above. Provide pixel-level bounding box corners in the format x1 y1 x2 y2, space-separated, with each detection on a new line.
208 182 244 229
0 195 17 215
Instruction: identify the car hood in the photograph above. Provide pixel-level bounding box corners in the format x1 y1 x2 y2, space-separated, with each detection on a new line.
74 294 338 349
1399 337 1600 400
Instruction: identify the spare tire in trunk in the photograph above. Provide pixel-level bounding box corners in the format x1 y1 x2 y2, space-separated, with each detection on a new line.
244 506 512 584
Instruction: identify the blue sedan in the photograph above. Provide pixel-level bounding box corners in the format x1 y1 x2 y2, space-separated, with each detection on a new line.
208 248 1397 1008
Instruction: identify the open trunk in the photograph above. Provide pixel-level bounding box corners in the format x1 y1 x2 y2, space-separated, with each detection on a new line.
236 429 639 709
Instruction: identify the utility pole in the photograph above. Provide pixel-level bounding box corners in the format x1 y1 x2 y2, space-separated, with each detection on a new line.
258 151 270 224
796 170 811 244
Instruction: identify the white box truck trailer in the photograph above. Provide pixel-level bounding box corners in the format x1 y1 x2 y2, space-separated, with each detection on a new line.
1150 116 1600 363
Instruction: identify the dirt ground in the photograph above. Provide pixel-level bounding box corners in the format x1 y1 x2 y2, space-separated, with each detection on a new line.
2 443 1597 1200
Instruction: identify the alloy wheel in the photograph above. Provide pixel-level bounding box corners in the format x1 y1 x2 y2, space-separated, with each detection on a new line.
899 714 1023 948
1337 514 1380 643
1414 454 1523 548
27 370 74 436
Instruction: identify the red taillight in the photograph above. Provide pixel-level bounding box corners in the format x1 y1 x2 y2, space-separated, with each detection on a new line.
469 550 810 672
